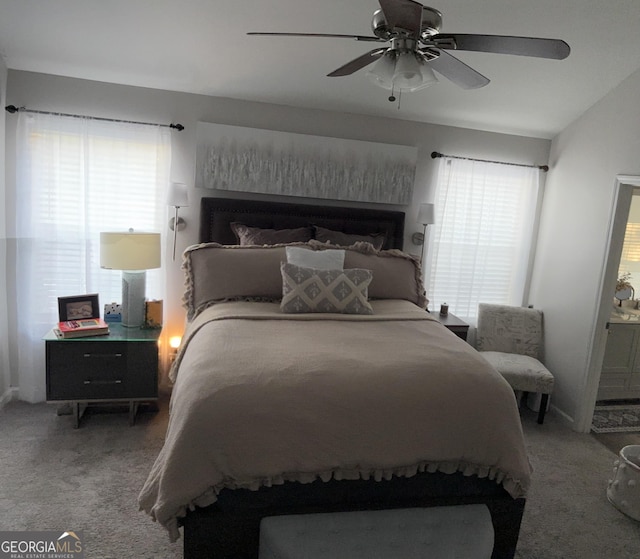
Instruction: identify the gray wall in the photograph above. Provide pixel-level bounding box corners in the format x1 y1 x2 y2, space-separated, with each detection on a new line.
4 69 551 396
529 65 640 428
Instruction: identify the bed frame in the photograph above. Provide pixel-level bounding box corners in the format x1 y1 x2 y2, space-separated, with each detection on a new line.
181 196 526 559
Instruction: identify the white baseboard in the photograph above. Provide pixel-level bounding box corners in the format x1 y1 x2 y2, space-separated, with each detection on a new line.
519 391 575 429
551 404 576 429
0 387 17 409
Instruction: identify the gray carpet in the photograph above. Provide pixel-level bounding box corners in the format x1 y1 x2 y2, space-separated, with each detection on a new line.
592 430 640 456
1 395 638 558
516 412 639 558
0 396 180 559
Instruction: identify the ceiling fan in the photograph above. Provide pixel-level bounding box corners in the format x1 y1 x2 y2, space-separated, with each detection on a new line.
248 0 570 99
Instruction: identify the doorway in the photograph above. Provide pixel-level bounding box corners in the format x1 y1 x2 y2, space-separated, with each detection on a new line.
576 176 640 432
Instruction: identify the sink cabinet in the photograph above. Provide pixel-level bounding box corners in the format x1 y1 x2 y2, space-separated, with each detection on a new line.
598 322 640 400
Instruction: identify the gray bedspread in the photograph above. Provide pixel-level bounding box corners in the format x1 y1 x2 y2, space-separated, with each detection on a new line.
139 299 531 540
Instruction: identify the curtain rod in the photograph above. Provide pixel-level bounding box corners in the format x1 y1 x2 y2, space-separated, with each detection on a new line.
5 105 184 131
431 151 548 172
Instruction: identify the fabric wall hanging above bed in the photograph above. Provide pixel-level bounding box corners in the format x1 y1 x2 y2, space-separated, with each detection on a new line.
195 122 417 205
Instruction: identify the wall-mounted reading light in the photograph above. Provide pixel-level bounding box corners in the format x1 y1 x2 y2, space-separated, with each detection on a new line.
167 182 189 261
411 203 435 263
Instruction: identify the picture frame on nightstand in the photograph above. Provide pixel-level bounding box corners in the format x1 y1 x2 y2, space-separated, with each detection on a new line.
58 293 100 321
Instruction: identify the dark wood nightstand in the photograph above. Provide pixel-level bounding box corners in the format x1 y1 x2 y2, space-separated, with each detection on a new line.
44 324 160 427
432 311 469 341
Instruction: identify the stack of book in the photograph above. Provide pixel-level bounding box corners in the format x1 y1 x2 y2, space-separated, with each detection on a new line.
54 318 110 339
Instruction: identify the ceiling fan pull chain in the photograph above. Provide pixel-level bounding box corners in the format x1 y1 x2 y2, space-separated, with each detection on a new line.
387 85 402 109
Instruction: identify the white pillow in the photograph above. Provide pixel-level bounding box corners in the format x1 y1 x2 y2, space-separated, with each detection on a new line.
286 246 345 270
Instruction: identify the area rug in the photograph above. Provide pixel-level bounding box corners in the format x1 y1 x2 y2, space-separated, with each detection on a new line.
591 405 640 433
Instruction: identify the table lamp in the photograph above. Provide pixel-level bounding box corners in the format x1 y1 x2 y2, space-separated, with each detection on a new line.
100 230 161 327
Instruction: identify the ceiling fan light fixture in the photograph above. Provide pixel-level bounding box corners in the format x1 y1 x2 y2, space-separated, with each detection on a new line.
393 51 428 90
367 51 396 89
367 49 438 93
415 58 439 90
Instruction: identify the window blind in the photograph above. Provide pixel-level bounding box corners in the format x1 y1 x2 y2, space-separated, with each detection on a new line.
428 157 540 324
15 112 170 401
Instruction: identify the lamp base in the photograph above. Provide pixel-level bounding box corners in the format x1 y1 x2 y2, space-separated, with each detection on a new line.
121 271 146 328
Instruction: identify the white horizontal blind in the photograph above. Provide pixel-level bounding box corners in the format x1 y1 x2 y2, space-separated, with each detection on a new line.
428 157 539 324
15 112 170 401
620 223 640 262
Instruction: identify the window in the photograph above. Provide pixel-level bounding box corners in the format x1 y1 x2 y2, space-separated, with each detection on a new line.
427 157 540 324
14 112 171 401
617 193 640 293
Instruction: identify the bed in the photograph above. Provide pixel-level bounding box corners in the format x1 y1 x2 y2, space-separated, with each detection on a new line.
139 196 530 559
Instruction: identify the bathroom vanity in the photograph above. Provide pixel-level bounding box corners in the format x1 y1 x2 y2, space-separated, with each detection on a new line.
598 306 640 401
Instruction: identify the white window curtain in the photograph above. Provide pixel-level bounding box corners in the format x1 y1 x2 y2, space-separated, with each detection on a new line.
427 157 540 324
0 106 9 402
14 112 171 402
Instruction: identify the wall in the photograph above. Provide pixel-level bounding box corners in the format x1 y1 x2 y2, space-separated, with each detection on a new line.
5 70 551 394
0 58 9 405
529 65 640 426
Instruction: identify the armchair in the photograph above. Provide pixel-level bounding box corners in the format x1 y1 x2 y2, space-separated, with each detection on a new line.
476 304 554 424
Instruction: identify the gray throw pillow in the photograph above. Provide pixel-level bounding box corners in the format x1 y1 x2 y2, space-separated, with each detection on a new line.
280 262 373 315
313 225 386 250
231 223 313 245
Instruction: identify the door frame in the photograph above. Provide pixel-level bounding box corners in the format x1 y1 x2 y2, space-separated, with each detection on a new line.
575 175 640 432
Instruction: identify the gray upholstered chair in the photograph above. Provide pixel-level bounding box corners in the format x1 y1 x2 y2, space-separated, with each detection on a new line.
476 303 554 424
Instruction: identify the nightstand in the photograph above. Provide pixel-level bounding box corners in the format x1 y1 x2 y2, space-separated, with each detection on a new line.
44 325 160 428
432 311 469 341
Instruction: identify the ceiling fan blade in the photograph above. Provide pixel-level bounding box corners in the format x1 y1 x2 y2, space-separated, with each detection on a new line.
327 49 387 77
435 34 570 60
425 50 490 89
378 0 423 37
247 32 382 42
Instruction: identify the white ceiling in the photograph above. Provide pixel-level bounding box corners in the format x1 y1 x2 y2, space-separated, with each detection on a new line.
1 0 640 139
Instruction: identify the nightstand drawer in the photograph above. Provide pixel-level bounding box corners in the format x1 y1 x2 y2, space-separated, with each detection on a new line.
46 340 158 401
50 341 128 373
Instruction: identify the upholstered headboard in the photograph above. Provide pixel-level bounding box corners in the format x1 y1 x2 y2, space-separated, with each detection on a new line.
199 197 405 250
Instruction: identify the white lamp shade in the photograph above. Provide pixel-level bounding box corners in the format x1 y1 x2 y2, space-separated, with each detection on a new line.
418 203 435 225
167 182 189 207
100 231 161 271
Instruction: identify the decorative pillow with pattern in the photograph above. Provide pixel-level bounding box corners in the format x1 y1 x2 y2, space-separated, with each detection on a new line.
280 262 373 315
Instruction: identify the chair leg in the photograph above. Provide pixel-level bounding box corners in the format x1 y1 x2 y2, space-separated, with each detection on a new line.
537 393 550 424
520 391 529 408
